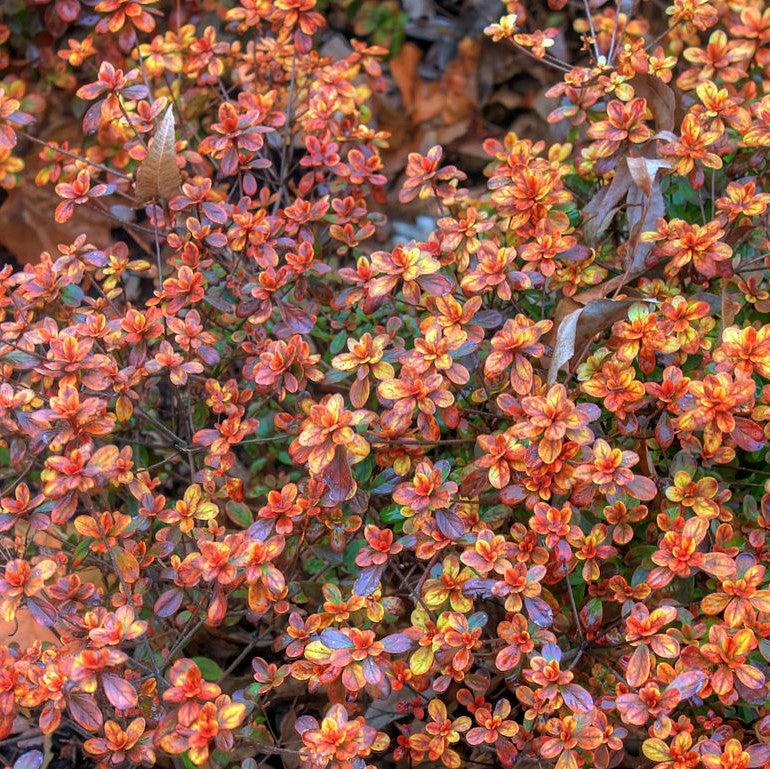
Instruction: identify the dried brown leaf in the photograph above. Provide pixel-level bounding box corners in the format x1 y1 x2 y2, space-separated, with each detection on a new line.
0 115 114 264
278 709 301 769
624 156 669 276
631 74 676 132
547 298 638 382
135 106 181 202
626 157 671 198
0 607 58 647
390 42 422 112
582 161 632 245
0 181 114 265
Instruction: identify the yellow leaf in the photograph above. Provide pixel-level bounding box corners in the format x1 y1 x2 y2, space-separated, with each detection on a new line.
116 395 133 422
304 640 332 663
642 738 671 762
409 646 434 675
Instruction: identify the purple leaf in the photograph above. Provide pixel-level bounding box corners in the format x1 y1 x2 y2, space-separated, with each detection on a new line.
541 643 563 663
202 202 229 224
416 272 452 296
362 656 382 685
102 673 138 710
281 303 316 334
474 309 504 329
319 629 354 649
295 715 317 735
197 344 220 365
26 598 56 627
562 683 594 713
665 671 705 701
247 520 273 541
67 691 103 731
463 578 496 598
732 417 765 452
381 633 412 653
354 565 384 597
14 752 43 769
436 509 465 539
525 596 554 628
122 85 149 100
748 745 770 768
155 588 183 618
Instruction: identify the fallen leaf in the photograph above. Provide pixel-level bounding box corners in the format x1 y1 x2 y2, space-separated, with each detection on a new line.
582 161 632 245
631 73 677 132
364 687 418 730
390 43 422 112
135 106 181 202
719 280 741 343
547 298 639 382
624 159 667 275
626 156 671 198
379 37 481 182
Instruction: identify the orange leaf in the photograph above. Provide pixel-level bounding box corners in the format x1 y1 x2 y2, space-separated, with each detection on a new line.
114 547 140 584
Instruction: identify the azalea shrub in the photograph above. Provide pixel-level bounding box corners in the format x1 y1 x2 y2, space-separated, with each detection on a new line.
3 1 770 769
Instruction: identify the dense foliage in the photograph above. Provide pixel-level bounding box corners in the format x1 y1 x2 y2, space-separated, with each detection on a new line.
1 1 770 769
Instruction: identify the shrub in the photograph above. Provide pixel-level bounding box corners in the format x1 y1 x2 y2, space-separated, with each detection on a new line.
1 1 770 769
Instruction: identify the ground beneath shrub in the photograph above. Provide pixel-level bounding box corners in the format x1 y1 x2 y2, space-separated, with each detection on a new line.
0 723 92 769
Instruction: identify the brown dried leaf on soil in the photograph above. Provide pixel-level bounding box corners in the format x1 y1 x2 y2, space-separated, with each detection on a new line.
0 116 114 265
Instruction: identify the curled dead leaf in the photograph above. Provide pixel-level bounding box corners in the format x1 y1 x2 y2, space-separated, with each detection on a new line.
582 161 632 245
135 106 181 203
626 156 671 198
631 73 677 133
546 298 640 383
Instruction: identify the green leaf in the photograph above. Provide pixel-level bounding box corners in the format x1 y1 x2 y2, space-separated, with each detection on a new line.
379 505 405 524
60 284 84 307
192 401 210 429
330 330 347 354
353 455 374 484
303 556 326 575
73 538 91 564
343 539 365 572
192 656 224 681
226 501 253 528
